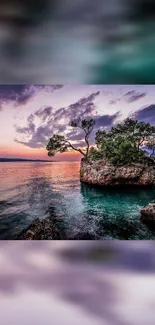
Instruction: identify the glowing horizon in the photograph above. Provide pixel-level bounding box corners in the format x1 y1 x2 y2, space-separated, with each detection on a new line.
0 85 155 161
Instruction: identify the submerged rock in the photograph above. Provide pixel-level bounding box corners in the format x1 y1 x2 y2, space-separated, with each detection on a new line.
140 204 155 224
80 159 155 186
18 216 65 240
18 218 53 240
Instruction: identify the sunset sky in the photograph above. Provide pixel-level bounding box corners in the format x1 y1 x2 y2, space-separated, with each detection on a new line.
0 85 155 161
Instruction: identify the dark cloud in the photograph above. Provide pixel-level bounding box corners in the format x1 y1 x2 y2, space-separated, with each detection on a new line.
15 125 53 148
94 112 120 128
124 90 146 103
0 85 29 108
15 91 102 149
35 106 53 122
15 90 120 150
0 85 63 109
132 104 155 125
109 99 121 105
65 112 120 147
88 112 120 145
53 91 100 123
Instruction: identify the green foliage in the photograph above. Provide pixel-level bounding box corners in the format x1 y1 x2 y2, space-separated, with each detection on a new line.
88 147 104 160
95 118 155 166
46 117 155 165
147 136 155 159
46 118 95 158
109 118 155 150
46 134 67 157
70 118 95 132
108 138 146 165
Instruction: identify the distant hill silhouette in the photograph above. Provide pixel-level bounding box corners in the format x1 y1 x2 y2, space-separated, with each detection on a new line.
0 158 54 162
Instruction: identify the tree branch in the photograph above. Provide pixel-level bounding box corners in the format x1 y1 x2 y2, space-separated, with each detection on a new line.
65 140 86 157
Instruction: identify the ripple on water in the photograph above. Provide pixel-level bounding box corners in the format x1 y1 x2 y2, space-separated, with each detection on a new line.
0 162 155 239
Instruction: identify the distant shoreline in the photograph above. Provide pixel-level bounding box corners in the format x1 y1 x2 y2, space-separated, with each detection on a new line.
0 158 80 163
0 158 54 163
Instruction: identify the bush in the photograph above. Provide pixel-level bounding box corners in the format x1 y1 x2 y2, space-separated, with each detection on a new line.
94 118 155 166
88 147 104 160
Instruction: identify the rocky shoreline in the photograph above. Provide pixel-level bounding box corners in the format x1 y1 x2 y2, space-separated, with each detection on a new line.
18 205 155 240
80 158 155 228
80 159 155 187
140 204 155 225
18 218 54 240
18 211 67 240
18 159 155 240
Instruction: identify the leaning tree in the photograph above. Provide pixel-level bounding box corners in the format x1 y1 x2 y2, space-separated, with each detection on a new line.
46 118 95 159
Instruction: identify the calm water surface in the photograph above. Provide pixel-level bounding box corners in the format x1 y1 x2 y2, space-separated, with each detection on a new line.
0 161 155 239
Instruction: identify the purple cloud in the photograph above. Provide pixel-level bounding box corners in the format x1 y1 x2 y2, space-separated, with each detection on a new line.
0 85 63 109
35 106 53 122
132 104 155 125
109 99 121 105
94 113 120 129
15 90 120 149
15 90 121 150
15 91 102 149
124 90 146 103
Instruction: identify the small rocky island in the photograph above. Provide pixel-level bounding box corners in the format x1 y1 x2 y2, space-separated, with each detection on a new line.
80 158 155 226
78 118 155 188
80 159 155 186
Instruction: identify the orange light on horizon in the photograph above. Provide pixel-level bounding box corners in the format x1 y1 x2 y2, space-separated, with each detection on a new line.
0 147 82 161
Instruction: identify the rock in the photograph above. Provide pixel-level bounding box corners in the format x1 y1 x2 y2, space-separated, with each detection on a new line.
80 159 155 186
18 217 55 240
140 204 155 224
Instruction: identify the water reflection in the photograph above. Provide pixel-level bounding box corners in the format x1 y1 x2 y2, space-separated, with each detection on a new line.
0 241 155 325
0 162 79 239
81 183 155 208
0 162 155 239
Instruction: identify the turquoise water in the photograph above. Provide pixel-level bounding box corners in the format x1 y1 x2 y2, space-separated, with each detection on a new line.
0 161 155 239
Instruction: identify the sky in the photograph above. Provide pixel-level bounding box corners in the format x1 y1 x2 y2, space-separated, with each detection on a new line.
0 84 155 161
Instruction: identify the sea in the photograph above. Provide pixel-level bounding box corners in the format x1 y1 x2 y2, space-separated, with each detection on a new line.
0 161 155 239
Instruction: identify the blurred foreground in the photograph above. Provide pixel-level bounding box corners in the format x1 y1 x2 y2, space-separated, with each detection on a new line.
0 0 155 83
0 241 154 325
